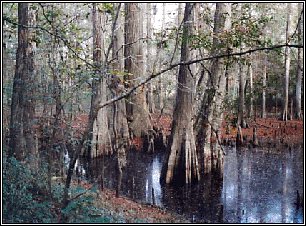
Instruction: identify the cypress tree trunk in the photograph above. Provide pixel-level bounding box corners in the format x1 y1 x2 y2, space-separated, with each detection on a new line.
295 3 303 120
195 3 231 174
248 62 254 118
262 48 267 118
124 3 152 137
9 3 37 161
111 3 130 143
282 3 292 121
146 3 155 114
237 47 246 128
90 3 112 158
161 3 200 185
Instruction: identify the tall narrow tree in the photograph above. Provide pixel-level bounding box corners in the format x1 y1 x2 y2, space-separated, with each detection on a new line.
9 3 37 161
111 3 129 143
262 48 267 118
248 61 254 118
111 3 129 197
237 4 246 128
195 3 231 173
146 3 155 114
161 3 200 185
295 3 303 120
282 3 292 121
124 3 152 137
90 3 112 158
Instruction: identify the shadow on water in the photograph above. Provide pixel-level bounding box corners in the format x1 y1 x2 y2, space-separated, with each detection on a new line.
78 147 304 223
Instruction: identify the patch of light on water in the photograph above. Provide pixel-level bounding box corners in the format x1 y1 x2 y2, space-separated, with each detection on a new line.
265 212 282 223
145 179 149 203
152 157 162 206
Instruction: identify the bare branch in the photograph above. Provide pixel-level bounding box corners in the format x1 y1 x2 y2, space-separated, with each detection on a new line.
99 43 303 109
105 3 121 63
290 8 303 42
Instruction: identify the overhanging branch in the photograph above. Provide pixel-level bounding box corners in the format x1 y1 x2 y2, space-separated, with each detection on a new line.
99 43 303 109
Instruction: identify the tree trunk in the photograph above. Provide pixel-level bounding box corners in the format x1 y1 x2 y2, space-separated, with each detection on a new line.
111 3 130 143
63 3 109 206
195 3 231 174
146 3 155 114
177 3 184 25
248 62 254 118
237 48 246 128
262 48 267 118
282 3 292 121
237 4 246 128
124 3 152 137
90 3 112 158
9 3 37 161
111 3 129 197
157 3 166 112
295 3 303 120
161 3 200 185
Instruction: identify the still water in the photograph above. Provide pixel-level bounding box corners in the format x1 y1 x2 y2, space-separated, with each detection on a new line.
79 147 304 223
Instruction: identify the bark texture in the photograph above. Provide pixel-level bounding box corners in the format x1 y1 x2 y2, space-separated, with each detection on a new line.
262 48 267 118
195 3 231 174
124 3 152 137
86 3 112 159
295 3 303 120
162 3 200 185
146 3 155 114
282 3 292 121
9 3 37 161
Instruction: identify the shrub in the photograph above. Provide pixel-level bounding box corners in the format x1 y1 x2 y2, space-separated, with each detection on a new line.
2 156 55 223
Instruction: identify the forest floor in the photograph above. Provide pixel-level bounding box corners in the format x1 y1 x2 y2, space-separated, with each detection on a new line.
151 113 304 148
72 112 303 148
71 180 189 223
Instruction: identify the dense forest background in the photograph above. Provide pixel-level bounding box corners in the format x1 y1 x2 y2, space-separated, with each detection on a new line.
2 2 304 223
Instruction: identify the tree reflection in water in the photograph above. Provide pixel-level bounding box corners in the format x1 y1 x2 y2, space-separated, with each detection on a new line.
79 147 303 223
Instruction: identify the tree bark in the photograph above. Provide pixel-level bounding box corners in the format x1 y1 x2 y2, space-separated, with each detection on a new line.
262 47 267 118
111 3 129 197
157 3 166 112
90 3 112 158
195 3 231 174
124 3 152 137
111 3 130 143
237 4 246 128
282 3 292 121
295 3 303 120
146 3 155 114
237 47 246 128
248 62 254 118
9 3 37 161
161 3 200 185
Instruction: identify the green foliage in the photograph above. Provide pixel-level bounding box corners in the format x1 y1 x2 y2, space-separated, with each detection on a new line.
190 32 212 50
2 156 128 223
61 188 125 223
2 156 55 223
98 3 114 15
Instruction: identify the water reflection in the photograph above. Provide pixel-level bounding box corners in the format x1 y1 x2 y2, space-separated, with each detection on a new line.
222 147 304 223
80 147 303 223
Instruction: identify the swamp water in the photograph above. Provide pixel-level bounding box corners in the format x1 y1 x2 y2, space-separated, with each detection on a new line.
77 147 304 223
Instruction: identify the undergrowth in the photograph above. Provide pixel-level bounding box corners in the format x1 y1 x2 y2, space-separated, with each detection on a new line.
2 154 126 223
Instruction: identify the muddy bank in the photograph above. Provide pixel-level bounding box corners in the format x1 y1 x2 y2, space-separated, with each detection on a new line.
71 180 189 223
94 188 189 223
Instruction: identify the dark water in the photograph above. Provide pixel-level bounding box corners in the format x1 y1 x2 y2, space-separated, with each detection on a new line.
78 147 304 223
